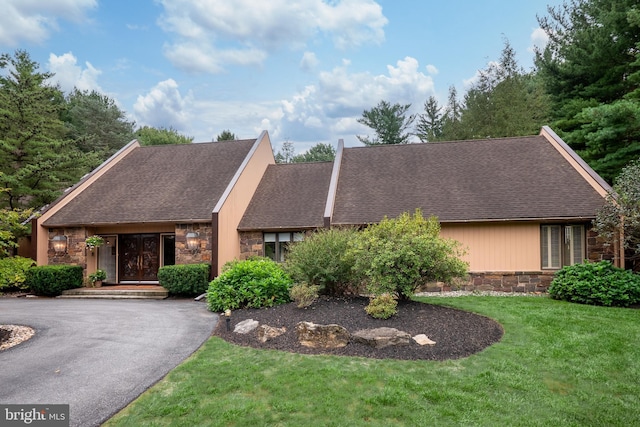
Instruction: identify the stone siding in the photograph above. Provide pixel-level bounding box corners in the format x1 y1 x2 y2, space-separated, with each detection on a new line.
48 227 88 273
175 223 213 265
239 231 264 259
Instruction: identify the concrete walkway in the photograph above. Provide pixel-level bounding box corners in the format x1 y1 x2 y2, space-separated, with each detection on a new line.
0 298 218 427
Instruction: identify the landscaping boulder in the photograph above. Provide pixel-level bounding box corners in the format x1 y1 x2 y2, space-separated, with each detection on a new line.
351 327 411 349
296 321 350 348
412 334 436 346
257 325 286 343
234 319 259 334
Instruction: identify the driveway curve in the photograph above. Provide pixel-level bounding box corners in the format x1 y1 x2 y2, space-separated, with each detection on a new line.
0 298 218 427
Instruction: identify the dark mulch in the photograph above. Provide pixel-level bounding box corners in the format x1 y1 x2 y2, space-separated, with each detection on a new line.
213 296 504 360
0 327 10 346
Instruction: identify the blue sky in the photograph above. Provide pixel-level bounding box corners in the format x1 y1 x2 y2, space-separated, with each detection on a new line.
1 0 563 154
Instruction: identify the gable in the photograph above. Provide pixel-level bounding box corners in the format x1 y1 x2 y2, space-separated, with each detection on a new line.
43 139 256 226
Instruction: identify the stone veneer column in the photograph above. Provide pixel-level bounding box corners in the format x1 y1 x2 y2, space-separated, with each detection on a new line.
48 227 88 273
175 223 213 265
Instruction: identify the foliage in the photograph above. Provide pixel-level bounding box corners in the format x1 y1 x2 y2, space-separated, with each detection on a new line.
349 210 468 300
0 50 85 210
0 193 33 258
206 258 292 312
62 89 135 169
134 126 193 145
274 140 295 163
593 158 640 269
364 293 398 319
292 143 336 163
215 129 237 141
415 96 444 142
536 0 640 181
85 235 105 249
26 265 83 296
0 256 35 291
284 228 358 296
548 260 640 307
357 100 415 145
88 269 107 285
289 282 320 308
158 263 210 296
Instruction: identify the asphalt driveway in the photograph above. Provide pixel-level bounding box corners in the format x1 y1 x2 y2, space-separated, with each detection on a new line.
0 298 218 427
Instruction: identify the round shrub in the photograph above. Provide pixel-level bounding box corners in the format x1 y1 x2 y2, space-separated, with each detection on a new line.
158 263 210 296
289 282 320 308
206 258 293 312
365 293 398 319
0 256 35 291
549 261 640 307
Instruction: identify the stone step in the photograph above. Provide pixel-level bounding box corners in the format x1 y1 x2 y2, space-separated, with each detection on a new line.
59 287 169 300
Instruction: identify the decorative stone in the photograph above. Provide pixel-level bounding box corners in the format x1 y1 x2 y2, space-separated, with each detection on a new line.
234 319 259 334
296 321 350 348
412 334 436 346
257 325 286 343
351 327 411 349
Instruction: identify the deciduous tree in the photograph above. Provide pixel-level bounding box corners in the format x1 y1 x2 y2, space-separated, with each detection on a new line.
357 100 415 145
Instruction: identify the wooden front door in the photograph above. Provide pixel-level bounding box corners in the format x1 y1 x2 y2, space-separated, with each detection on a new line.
119 234 160 282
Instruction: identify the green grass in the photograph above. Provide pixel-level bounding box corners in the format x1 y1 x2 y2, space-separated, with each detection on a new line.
105 296 640 426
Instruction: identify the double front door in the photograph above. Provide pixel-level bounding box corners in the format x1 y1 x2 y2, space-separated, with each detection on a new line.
119 234 160 282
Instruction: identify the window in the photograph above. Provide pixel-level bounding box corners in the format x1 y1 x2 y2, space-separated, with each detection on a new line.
541 225 584 269
264 232 304 262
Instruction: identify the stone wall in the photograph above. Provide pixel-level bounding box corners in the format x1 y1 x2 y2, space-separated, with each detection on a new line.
48 227 88 273
175 223 213 265
239 231 264 259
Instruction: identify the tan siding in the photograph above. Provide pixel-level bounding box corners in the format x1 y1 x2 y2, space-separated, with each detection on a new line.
215 133 275 274
441 222 541 272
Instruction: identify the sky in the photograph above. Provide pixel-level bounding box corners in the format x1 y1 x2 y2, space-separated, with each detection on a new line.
0 0 564 154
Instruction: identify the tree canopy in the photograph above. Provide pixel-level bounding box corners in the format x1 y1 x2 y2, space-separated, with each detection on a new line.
357 100 415 145
216 130 237 141
134 126 193 146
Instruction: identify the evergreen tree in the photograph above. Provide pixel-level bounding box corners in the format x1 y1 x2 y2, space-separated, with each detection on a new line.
292 143 336 162
415 96 444 142
357 100 415 145
440 86 464 140
274 140 295 163
215 130 237 141
0 50 84 209
134 126 193 145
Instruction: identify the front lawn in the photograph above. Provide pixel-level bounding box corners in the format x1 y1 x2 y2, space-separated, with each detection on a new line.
105 296 640 426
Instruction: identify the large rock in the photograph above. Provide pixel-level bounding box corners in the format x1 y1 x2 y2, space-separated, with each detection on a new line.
412 334 436 346
257 325 286 343
296 321 350 348
234 319 259 334
351 327 411 349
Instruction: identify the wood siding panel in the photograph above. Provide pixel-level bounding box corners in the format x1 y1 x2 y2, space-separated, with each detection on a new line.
441 223 541 272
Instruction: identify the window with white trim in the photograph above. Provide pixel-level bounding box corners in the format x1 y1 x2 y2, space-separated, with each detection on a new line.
541 225 585 269
264 232 304 262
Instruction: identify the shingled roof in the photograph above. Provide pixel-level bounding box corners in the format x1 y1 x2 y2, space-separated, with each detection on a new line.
238 162 333 230
331 134 607 225
43 139 256 226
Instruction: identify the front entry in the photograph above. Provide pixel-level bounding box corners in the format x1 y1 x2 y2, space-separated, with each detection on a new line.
119 234 160 282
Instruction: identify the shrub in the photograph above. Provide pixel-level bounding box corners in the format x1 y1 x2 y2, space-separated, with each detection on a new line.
289 282 320 308
26 265 83 296
549 260 640 307
158 263 210 296
349 209 468 300
365 293 398 319
284 228 358 296
0 256 35 291
207 258 293 312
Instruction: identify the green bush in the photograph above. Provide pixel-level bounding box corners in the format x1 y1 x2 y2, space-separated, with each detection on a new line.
349 209 468 300
284 228 358 296
207 258 293 312
158 263 210 296
0 256 35 291
365 293 398 319
26 265 83 296
549 260 640 307
289 282 320 308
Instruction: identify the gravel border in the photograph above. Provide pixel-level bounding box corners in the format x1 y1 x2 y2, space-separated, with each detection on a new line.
0 325 35 351
415 290 548 297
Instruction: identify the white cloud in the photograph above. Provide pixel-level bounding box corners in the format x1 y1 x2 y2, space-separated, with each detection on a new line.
157 0 387 73
300 52 319 72
0 0 96 46
425 64 438 75
47 52 102 93
529 27 549 53
133 79 190 130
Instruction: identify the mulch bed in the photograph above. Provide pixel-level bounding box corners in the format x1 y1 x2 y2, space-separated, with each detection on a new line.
0 327 10 346
214 296 504 360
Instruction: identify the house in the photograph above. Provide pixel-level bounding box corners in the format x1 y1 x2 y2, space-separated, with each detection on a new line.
32 126 618 291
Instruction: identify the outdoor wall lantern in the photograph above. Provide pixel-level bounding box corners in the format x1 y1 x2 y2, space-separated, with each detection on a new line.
51 235 68 254
186 231 200 253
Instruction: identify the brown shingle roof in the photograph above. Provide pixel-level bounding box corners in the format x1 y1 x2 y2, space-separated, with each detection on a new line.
43 139 256 226
331 135 606 225
238 162 333 230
